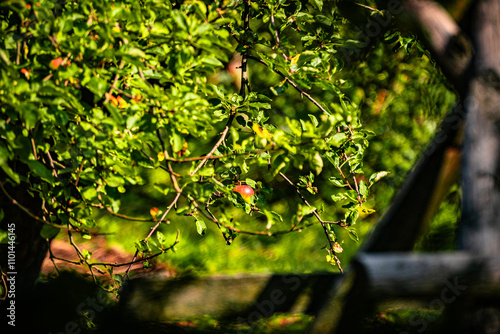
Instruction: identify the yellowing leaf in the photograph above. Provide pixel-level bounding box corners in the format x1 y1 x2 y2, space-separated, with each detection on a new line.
252 123 272 139
117 96 128 108
106 93 118 106
332 242 343 253
21 68 30 79
357 206 376 215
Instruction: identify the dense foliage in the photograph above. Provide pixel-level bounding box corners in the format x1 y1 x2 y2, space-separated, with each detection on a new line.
0 0 457 293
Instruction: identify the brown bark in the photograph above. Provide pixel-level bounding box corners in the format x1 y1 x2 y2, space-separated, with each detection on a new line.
0 173 49 298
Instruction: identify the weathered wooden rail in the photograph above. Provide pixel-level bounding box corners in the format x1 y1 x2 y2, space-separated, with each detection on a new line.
119 1 500 333
120 273 341 321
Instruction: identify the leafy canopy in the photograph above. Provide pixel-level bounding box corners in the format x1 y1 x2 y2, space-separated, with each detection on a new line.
0 0 429 290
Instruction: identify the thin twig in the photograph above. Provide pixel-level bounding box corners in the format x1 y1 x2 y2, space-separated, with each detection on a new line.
188 115 236 177
0 269 8 301
16 41 20 65
93 204 154 222
48 35 63 53
189 1 251 177
95 194 154 221
0 182 70 229
46 151 59 178
124 192 182 278
139 149 173 174
270 10 288 61
104 60 125 103
47 240 61 275
279 172 343 272
74 159 85 187
248 55 332 116
188 195 325 239
355 2 382 13
91 230 180 268
30 131 38 160
156 129 182 192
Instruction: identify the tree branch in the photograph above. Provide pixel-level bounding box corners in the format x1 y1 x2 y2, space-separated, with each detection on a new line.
279 172 343 272
90 230 180 268
248 55 332 116
189 1 251 177
157 129 182 192
124 192 182 278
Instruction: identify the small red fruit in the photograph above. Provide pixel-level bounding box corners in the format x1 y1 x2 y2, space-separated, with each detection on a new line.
233 185 254 202
50 57 63 69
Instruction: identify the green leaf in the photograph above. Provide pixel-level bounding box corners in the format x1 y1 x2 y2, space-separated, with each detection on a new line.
310 0 323 11
212 85 225 100
27 160 55 183
328 132 347 147
299 119 307 132
113 274 124 285
329 176 344 187
82 249 92 261
125 47 147 59
172 10 189 31
157 231 166 246
154 183 171 196
359 180 369 198
135 240 151 253
245 178 257 188
262 209 283 226
199 166 214 177
202 55 223 67
40 224 60 239
346 210 359 226
82 186 97 201
310 152 323 175
0 143 19 184
308 114 319 127
331 192 348 202
195 218 207 236
347 228 359 242
325 151 340 168
369 171 390 186
300 205 316 217
86 76 109 98
249 102 271 109
106 175 125 187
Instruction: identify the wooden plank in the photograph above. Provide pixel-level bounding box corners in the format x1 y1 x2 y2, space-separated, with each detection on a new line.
308 253 500 333
403 0 473 89
356 253 500 299
119 273 342 322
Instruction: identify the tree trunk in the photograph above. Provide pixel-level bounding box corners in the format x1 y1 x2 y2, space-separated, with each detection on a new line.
0 172 49 322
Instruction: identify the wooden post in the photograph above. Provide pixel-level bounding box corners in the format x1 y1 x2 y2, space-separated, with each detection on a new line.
449 1 500 333
460 0 500 257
